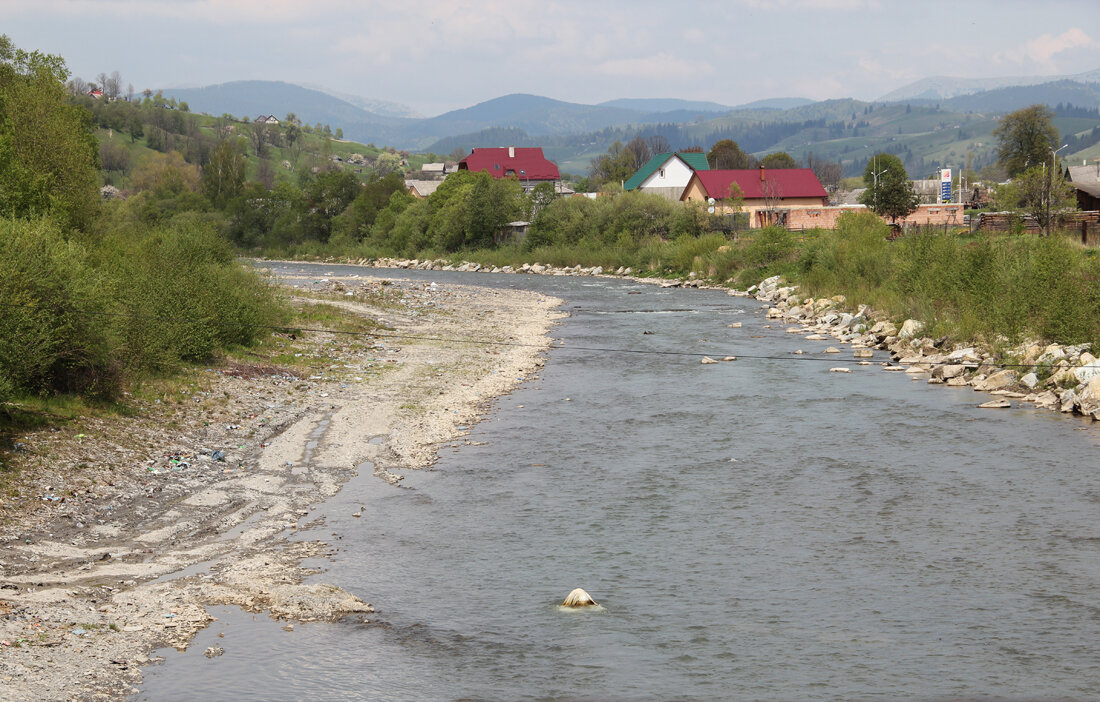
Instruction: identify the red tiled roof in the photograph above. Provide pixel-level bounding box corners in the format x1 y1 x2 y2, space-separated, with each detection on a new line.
458 147 560 181
694 168 827 200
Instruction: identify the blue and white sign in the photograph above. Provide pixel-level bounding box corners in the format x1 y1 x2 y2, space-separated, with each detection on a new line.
940 168 952 203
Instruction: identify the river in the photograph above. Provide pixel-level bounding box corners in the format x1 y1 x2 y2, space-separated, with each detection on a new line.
135 263 1100 701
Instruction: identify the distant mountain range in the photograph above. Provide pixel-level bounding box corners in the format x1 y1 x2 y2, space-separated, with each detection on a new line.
878 68 1100 102
159 71 1100 178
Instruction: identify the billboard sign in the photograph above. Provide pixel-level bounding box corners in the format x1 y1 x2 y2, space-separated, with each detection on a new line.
940 168 952 203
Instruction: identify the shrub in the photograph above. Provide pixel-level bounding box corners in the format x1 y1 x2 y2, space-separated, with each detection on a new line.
96 216 286 371
0 219 118 398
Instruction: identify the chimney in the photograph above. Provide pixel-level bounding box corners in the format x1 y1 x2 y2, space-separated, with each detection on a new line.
509 146 515 158
759 165 765 182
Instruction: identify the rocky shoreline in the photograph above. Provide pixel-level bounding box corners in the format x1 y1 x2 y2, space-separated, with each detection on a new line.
749 275 1100 422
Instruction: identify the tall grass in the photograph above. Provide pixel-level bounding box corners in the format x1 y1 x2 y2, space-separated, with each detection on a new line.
796 212 1100 347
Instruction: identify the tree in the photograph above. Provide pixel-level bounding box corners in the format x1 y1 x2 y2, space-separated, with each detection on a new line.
302 169 362 241
284 122 302 163
994 166 1075 235
256 159 275 189
806 153 843 192
334 127 343 140
248 122 269 158
104 70 122 99
201 139 246 207
589 141 639 187
373 151 403 177
646 134 672 155
707 139 756 169
759 152 798 169
528 181 557 216
995 105 1060 177
858 152 918 223
98 140 130 176
0 34 99 229
132 150 200 195
128 113 144 143
623 137 652 171
67 75 88 96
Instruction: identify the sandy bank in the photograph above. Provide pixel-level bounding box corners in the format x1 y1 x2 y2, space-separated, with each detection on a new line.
0 272 563 701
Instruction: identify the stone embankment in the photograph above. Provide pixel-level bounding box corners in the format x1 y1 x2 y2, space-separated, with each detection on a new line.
341 256 716 288
748 275 1100 422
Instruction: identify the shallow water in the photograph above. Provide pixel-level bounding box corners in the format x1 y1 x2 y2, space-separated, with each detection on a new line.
136 265 1100 701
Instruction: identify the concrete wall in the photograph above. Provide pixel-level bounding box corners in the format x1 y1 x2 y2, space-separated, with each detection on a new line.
780 203 966 229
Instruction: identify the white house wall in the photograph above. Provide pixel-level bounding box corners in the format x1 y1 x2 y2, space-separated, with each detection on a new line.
638 157 696 192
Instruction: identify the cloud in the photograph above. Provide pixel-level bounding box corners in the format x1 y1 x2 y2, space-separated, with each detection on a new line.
735 0 879 9
0 0 357 23
1025 27 1093 63
596 52 715 81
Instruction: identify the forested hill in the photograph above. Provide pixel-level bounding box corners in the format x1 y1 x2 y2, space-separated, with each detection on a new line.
160 77 1100 178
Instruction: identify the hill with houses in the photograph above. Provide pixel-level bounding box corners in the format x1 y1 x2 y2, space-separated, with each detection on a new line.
159 71 1100 179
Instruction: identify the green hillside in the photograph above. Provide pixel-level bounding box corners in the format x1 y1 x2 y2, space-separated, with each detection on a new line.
85 95 432 194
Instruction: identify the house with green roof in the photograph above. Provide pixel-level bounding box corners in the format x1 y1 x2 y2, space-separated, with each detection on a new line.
623 152 710 200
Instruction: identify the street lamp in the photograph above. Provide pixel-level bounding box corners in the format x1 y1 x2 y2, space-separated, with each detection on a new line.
869 154 887 214
1046 143 1068 235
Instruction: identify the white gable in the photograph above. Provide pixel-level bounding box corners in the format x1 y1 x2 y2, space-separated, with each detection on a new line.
638 155 697 190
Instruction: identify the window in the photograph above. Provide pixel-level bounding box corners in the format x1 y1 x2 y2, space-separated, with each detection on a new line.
494 163 500 170
658 168 665 178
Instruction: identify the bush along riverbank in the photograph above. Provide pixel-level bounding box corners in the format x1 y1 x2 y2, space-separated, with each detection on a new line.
751 275 1100 422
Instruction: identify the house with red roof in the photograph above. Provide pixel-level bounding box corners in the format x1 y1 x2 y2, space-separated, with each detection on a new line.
457 147 560 191
681 166 828 228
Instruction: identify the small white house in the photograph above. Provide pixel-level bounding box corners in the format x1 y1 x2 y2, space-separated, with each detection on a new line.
623 152 711 201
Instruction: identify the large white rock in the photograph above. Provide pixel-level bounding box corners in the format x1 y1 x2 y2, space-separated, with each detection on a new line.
1073 361 1100 384
1037 344 1066 365
947 347 980 363
1060 389 1077 413
561 588 598 607
1076 377 1100 419
898 319 924 339
972 369 1018 391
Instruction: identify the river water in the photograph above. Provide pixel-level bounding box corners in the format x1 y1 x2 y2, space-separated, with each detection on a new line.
136 264 1100 701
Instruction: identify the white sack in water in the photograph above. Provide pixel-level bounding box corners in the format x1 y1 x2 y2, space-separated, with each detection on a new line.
561 588 597 607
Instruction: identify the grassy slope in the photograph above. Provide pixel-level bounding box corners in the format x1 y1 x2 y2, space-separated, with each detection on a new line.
97 111 428 190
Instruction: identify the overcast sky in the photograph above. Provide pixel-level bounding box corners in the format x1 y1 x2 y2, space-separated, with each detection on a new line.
4 0 1100 116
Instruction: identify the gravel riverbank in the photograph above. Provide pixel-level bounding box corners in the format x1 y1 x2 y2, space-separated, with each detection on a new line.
0 273 563 701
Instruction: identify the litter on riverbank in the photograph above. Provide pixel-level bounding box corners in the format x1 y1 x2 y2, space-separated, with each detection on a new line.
0 275 563 701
